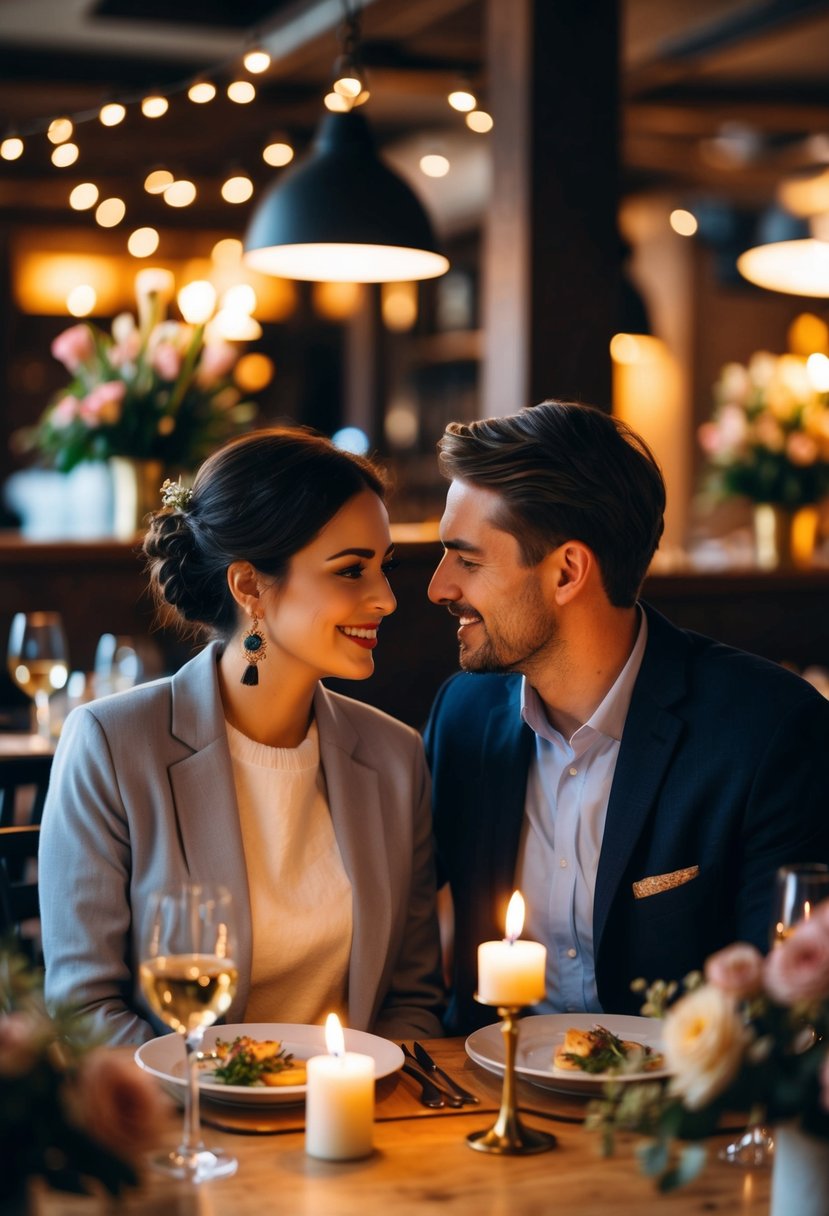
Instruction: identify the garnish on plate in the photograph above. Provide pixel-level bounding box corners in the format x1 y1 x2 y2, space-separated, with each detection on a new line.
554 1024 664 1074
211 1036 307 1087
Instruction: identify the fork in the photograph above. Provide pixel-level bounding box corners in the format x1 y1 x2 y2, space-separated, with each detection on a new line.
401 1045 463 1107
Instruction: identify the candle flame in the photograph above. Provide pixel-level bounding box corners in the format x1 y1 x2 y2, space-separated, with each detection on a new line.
805 900 812 919
324 1012 345 1056
505 890 525 942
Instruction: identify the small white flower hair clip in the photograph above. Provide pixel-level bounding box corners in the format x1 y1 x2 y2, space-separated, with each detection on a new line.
160 478 194 511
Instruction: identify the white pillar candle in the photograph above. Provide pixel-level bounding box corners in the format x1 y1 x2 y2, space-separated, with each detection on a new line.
305 1014 374 1161
477 890 547 1006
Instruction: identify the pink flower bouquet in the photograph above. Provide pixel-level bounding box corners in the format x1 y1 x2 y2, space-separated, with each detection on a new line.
588 904 829 1189
20 273 257 473
0 951 170 1203
698 351 829 507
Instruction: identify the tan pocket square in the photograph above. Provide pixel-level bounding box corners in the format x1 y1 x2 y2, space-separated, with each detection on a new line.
632 866 700 900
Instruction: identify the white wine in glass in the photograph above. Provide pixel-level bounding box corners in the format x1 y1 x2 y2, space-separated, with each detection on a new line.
139 883 238 1181
7 611 69 739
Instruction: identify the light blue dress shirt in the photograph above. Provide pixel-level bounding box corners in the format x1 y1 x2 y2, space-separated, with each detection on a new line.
514 609 648 1014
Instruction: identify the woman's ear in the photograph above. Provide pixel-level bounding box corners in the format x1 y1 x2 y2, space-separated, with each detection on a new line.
226 561 261 617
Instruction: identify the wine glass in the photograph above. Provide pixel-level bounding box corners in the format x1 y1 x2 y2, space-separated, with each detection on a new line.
139 883 239 1181
7 611 69 740
771 864 829 944
94 633 142 696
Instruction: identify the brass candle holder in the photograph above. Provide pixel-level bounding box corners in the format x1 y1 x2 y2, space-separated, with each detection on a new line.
466 1000 556 1155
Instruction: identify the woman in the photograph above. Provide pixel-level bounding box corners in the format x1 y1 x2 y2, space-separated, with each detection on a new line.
39 428 445 1045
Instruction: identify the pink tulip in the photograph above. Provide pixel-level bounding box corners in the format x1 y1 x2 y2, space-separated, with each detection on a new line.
50 395 80 429
152 341 183 382
79 380 126 427
196 340 237 387
51 324 95 372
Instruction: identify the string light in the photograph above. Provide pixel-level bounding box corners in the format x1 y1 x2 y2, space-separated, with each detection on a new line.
47 117 73 144
99 103 126 127
51 143 79 167
95 197 126 227
448 87 476 113
144 168 174 194
164 180 197 208
188 80 216 104
262 140 294 167
244 48 271 74
466 109 493 133
420 153 450 178
324 92 351 113
227 80 256 104
221 174 254 204
211 237 243 264
127 227 160 257
0 136 23 160
141 94 169 118
69 182 98 210
67 285 97 316
669 208 698 237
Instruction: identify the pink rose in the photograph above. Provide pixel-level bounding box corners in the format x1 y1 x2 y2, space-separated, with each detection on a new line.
765 917 829 1005
66 1047 171 1162
50 394 80 429
0 1010 42 1076
51 324 95 371
79 380 126 427
704 942 764 999
152 341 183 381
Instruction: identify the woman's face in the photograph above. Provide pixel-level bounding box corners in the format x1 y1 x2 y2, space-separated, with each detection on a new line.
257 488 397 684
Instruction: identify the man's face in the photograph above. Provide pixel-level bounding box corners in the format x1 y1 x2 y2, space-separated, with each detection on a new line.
428 479 559 674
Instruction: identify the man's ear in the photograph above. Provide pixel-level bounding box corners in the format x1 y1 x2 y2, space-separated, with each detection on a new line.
226 561 261 616
549 541 593 605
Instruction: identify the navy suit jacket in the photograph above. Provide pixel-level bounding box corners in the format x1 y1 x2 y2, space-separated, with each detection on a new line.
424 604 829 1034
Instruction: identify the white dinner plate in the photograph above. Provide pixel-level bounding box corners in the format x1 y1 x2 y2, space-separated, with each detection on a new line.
465 1013 669 1096
135 1022 404 1107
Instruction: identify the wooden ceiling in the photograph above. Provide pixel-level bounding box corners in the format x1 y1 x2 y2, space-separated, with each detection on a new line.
0 0 827 233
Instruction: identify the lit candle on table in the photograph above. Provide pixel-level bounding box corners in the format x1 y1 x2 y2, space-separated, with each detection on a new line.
477 890 546 1006
305 1013 374 1161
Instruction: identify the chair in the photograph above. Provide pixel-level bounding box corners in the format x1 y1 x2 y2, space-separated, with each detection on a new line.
0 753 53 828
0 824 41 958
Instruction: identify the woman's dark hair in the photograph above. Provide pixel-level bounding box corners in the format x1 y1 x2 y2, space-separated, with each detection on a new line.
144 427 386 636
437 400 665 607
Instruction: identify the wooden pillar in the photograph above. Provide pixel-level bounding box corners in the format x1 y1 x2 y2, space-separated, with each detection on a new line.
482 0 620 415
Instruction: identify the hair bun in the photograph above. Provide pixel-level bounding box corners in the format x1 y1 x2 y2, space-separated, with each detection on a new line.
143 511 205 622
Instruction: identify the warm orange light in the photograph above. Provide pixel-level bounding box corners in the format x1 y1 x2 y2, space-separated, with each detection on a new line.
51 143 79 168
324 1013 345 1056
1 137 23 160
69 182 99 210
164 180 197 208
141 94 169 118
505 891 525 942
188 81 216 104
95 197 126 228
47 117 73 144
244 49 271 74
227 80 256 104
99 103 126 127
221 175 254 204
234 352 275 392
263 141 294 167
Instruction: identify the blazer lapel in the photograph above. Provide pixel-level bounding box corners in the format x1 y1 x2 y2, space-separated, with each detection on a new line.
480 681 534 932
314 685 391 1030
593 606 688 953
167 643 252 1022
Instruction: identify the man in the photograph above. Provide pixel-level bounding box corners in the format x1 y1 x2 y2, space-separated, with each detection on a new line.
424 400 829 1034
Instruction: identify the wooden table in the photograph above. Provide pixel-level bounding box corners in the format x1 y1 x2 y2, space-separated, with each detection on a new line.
34 1038 771 1215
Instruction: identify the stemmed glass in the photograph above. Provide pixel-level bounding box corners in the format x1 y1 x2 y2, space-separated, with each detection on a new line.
720 863 829 1167
139 883 239 1181
7 611 69 740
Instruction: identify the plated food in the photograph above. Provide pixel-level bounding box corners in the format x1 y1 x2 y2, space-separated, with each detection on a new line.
553 1024 664 1074
212 1036 308 1087
465 1013 670 1096
135 1022 404 1108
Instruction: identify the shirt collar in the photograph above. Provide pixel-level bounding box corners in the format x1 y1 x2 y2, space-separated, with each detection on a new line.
521 605 648 746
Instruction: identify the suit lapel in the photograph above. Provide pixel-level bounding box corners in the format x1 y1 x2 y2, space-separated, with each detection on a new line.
593 606 688 953
167 643 252 1022
314 685 390 1030
480 681 534 932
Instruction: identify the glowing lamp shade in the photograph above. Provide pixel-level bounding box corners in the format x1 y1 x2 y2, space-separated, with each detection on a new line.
243 111 449 283
737 206 829 297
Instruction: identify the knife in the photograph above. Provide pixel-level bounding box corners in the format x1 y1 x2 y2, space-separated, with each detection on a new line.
401 1044 463 1107
400 1062 446 1108
413 1042 480 1104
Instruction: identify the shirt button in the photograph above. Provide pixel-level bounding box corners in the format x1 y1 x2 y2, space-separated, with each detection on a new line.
559 858 568 868
568 766 578 776
567 947 577 959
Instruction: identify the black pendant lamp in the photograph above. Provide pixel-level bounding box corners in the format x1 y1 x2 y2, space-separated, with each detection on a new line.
244 109 449 283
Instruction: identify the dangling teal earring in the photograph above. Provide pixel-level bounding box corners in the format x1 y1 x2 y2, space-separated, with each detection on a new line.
241 614 267 686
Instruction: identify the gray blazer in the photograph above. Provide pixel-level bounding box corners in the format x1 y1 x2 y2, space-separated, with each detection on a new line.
40 642 444 1044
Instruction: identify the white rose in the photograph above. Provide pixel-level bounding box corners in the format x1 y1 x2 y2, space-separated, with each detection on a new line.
663 984 747 1111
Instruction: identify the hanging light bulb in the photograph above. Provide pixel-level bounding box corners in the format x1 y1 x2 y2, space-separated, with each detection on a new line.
47 117 73 144
99 102 126 127
244 47 271 74
144 168 174 195
141 93 169 118
448 84 477 113
263 139 294 167
466 109 493 133
1 136 24 160
227 80 256 104
244 110 448 283
221 173 254 204
51 142 79 168
69 182 99 210
330 6 369 107
188 80 216 104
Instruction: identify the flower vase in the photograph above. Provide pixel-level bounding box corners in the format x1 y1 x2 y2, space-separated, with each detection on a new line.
770 1124 829 1216
110 458 164 540
752 503 819 571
